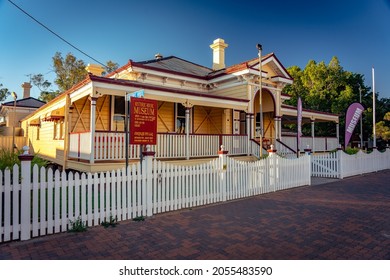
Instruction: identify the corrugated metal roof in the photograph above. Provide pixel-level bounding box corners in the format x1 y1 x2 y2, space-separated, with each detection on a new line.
1 97 46 108
137 56 213 77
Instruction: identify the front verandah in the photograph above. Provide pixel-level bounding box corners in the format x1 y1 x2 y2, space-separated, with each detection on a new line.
276 105 340 156
66 95 252 171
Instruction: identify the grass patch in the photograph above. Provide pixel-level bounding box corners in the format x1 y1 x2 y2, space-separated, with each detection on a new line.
101 215 119 228
68 216 87 232
132 215 145 222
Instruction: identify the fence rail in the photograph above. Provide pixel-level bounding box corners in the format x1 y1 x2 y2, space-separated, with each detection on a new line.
311 149 390 179
281 135 338 153
1 150 311 243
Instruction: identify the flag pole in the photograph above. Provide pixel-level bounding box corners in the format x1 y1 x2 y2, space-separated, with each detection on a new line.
372 67 376 148
358 85 363 149
257 43 263 157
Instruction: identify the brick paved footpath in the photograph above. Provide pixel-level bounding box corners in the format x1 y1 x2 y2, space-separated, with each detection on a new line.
1 169 389 260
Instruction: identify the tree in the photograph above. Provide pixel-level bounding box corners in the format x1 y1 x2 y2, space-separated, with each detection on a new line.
376 121 390 141
32 52 119 102
53 52 88 92
31 74 59 103
103 60 119 75
375 106 390 145
0 83 10 102
283 57 372 143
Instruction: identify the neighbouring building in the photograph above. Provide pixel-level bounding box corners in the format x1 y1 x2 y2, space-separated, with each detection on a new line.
0 82 45 150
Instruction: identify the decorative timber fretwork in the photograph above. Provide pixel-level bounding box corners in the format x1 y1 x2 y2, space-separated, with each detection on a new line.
181 100 193 109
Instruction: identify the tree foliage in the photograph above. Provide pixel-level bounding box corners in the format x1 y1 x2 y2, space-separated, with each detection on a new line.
283 56 390 147
32 53 118 102
103 60 119 75
53 52 88 92
0 83 10 102
31 74 59 103
376 112 390 141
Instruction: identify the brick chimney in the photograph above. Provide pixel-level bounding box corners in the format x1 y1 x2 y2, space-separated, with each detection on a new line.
86 63 105 76
210 38 228 70
21 82 32 99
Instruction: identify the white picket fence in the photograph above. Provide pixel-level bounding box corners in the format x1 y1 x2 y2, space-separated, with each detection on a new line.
0 150 310 243
311 149 390 179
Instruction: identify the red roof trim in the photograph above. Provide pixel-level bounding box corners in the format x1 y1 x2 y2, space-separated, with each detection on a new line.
105 60 133 78
20 74 92 122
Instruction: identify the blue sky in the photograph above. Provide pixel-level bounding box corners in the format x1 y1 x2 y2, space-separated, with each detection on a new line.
1 0 389 102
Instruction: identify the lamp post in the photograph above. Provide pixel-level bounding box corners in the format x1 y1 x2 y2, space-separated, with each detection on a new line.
256 43 263 157
11 91 17 152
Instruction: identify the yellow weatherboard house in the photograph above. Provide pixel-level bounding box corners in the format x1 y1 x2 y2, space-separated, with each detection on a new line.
21 39 339 172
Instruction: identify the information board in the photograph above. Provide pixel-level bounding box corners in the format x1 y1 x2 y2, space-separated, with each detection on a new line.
129 97 158 145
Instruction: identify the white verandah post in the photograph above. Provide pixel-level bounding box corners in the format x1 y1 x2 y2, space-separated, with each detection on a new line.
311 119 315 153
246 113 252 156
185 107 190 160
89 96 98 164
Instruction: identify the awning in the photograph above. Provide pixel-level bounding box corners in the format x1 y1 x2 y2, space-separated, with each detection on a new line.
42 107 65 122
29 118 41 127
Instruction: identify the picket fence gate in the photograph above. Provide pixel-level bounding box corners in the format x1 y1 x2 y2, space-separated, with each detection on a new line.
311 148 390 179
0 149 311 243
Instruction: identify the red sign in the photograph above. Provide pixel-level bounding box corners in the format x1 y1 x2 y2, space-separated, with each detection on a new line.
130 97 158 145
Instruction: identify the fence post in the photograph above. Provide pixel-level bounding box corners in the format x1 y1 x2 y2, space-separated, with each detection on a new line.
304 146 312 156
337 147 344 179
387 145 390 169
218 145 228 202
18 146 34 241
142 145 155 217
267 145 278 191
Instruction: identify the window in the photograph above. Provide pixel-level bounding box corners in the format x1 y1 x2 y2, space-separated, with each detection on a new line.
113 96 125 131
175 103 186 133
256 113 262 138
54 120 65 140
239 111 247 134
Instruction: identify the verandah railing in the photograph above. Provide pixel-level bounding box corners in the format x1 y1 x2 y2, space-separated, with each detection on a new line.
280 135 338 153
69 132 248 161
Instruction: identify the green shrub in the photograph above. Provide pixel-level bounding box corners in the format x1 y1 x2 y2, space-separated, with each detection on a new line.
345 147 359 155
0 148 49 171
68 217 87 232
101 215 119 228
0 149 20 171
